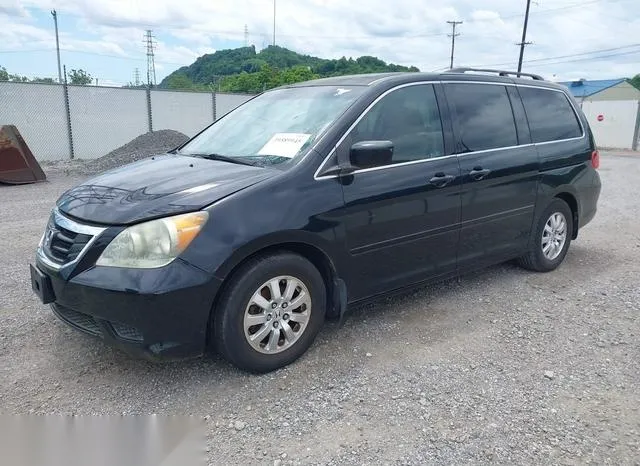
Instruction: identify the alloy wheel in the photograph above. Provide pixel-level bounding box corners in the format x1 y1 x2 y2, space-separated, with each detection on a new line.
541 212 567 261
243 275 312 354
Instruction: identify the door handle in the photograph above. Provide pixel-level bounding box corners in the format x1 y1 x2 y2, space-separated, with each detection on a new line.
469 167 491 181
429 173 455 188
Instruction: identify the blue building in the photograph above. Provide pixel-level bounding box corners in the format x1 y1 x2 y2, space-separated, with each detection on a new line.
559 78 640 102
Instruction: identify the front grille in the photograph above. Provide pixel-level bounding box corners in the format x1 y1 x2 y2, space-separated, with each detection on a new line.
110 322 144 342
42 213 94 266
52 304 102 336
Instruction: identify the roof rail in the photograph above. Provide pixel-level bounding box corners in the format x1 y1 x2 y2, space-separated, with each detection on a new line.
448 67 545 81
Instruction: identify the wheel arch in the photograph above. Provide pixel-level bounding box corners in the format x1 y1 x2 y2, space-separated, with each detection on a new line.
554 191 579 239
206 233 346 348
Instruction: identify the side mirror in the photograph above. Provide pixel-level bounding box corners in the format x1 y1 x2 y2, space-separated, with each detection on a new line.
349 140 394 169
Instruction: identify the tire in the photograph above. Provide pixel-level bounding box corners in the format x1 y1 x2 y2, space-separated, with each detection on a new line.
518 198 573 272
213 252 326 373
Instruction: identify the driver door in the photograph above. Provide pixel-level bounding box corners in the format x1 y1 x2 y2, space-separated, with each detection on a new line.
334 83 461 300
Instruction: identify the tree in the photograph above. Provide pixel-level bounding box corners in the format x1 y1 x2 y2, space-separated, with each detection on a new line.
67 69 93 85
280 65 318 85
159 45 420 89
166 73 195 90
0 66 29 82
630 74 640 91
31 77 55 84
0 66 56 84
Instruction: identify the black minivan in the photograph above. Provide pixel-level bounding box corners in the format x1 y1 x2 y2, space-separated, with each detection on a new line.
30 68 601 372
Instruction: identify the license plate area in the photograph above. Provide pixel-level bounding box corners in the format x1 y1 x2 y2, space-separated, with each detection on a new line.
30 264 56 304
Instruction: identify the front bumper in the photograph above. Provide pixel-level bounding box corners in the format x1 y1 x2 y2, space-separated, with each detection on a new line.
32 255 222 361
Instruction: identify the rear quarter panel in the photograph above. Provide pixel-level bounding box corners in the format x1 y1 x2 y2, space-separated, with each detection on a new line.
535 129 600 233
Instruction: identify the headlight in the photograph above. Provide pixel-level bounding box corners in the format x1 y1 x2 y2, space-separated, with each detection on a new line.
96 211 209 268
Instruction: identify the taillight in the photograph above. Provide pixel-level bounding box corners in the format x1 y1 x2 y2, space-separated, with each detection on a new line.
591 150 600 169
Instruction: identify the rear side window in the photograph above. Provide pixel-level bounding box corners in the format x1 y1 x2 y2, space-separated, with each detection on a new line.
518 87 583 143
445 83 518 152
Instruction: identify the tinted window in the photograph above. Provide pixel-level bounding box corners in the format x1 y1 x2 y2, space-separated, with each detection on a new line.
350 84 444 164
519 87 582 143
445 83 518 152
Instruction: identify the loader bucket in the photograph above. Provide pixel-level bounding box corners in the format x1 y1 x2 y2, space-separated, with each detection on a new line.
0 125 46 185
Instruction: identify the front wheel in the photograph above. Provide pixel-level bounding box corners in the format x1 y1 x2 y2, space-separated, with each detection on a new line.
518 199 573 272
213 252 326 373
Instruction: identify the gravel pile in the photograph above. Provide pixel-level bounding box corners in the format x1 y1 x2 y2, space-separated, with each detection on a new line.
40 130 190 176
84 129 189 174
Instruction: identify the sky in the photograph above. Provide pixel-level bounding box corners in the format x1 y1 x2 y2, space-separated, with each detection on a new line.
0 0 638 87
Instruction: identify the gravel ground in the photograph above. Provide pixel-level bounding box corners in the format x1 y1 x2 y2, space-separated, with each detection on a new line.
1 153 639 465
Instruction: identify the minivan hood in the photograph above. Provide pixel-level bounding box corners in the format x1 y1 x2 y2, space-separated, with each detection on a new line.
57 154 276 225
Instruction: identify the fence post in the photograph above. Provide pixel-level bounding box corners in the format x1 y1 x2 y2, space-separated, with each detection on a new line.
146 86 153 133
212 91 217 122
632 100 640 152
62 65 75 160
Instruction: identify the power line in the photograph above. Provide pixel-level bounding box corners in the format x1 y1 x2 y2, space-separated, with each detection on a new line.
6 42 636 70
0 49 56 54
524 49 640 68
473 43 640 68
529 44 640 63
472 0 607 23
446 21 463 69
8 43 637 78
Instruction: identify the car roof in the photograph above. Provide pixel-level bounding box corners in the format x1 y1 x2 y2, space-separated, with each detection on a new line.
282 70 568 92
284 73 416 87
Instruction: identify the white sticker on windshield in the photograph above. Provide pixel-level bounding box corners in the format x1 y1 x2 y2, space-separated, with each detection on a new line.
257 133 311 158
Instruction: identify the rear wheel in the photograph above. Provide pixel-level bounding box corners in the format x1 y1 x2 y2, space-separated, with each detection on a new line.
518 199 573 272
213 252 326 373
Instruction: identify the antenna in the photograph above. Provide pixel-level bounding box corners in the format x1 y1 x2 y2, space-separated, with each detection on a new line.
134 67 141 86
143 30 157 87
244 24 249 47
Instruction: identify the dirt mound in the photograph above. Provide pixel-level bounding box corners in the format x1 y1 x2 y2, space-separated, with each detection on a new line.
85 129 189 174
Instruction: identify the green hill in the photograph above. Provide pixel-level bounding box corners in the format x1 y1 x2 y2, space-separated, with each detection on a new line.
160 45 420 93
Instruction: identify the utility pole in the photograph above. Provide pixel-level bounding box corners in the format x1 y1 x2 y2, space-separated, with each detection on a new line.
143 30 157 87
517 0 533 73
273 0 276 46
244 24 249 47
51 10 63 83
447 20 463 69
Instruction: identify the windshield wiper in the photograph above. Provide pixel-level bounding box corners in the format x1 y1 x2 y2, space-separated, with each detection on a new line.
190 153 260 167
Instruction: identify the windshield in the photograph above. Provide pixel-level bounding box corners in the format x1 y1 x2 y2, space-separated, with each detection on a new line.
178 85 365 166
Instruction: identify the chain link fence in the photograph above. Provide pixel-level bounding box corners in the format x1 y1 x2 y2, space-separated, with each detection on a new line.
0 81 255 161
0 82 69 161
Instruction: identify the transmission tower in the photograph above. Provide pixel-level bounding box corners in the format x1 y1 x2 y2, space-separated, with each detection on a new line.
244 24 249 47
144 30 157 87
134 67 141 86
